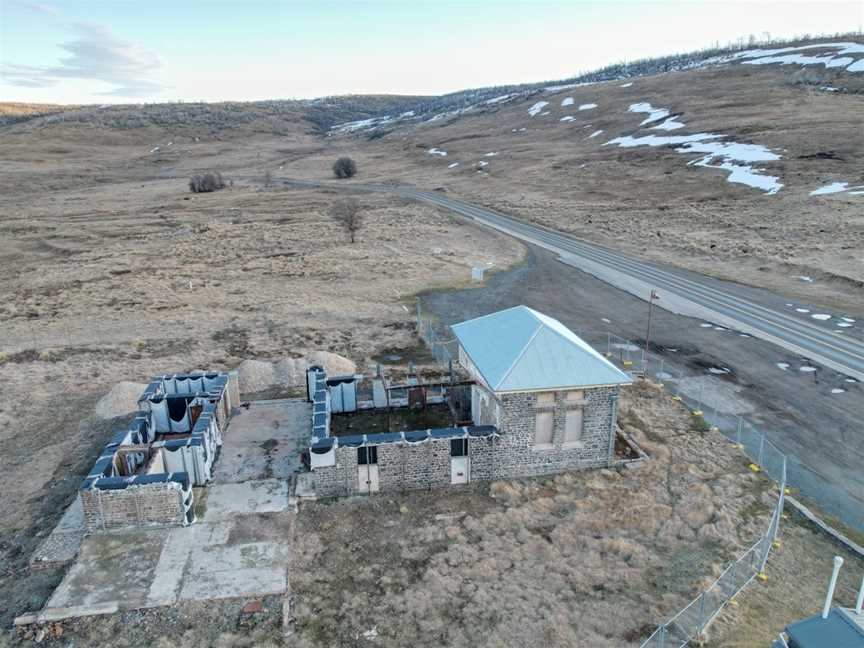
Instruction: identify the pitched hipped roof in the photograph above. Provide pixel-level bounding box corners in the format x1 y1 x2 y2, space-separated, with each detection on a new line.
451 306 632 393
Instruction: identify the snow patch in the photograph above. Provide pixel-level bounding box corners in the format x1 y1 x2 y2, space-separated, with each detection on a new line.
628 102 671 125
841 317 855 323
484 152 499 157
448 162 459 168
620 82 633 88
528 101 549 116
605 130 782 194
560 116 576 122
561 97 574 107
799 366 817 373
587 130 604 139
776 363 789 371
427 148 447 157
795 308 810 313
578 103 597 111
810 182 864 196
831 388 846 394
810 313 831 321
652 117 685 131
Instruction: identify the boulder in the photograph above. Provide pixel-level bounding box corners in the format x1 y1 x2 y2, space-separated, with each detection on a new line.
94 381 147 419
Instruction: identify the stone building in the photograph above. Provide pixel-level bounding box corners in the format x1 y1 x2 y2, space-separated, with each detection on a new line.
453 305 632 479
310 306 631 497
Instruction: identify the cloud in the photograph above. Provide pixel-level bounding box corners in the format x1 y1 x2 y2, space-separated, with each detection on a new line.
1 21 167 98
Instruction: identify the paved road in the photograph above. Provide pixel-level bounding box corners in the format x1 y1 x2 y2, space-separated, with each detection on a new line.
282 179 864 381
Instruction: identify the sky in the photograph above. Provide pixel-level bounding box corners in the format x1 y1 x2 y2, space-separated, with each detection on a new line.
1 0 862 104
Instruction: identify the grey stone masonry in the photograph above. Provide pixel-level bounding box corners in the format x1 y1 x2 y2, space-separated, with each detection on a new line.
492 386 619 478
314 435 498 498
80 482 186 531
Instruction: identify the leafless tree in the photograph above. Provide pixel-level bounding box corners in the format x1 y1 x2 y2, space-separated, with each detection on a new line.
332 156 357 179
189 172 226 193
329 198 363 243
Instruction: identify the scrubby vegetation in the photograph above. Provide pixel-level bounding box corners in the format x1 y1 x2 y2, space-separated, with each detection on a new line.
329 197 363 242
332 156 357 179
189 172 226 193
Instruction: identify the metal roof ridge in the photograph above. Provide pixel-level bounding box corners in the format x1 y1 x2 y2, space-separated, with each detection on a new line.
494 320 543 390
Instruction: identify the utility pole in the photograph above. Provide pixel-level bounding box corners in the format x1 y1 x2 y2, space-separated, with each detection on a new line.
644 289 659 368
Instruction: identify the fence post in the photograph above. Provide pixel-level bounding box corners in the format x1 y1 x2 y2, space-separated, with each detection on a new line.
757 433 765 467
730 559 737 594
698 591 706 634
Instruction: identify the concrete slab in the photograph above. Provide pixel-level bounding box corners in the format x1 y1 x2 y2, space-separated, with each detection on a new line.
179 567 286 602
199 479 289 522
213 399 311 483
46 529 168 610
30 496 87 569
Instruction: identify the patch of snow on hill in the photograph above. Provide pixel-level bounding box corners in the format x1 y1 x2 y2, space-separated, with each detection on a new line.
628 102 673 126
588 130 604 138
578 103 597 111
448 162 459 168
716 42 864 73
652 116 685 131
691 159 782 194
606 129 783 194
528 101 549 116
561 97 574 107
560 116 576 122
486 94 513 105
620 82 633 88
810 182 864 196
427 148 448 157
484 152 499 157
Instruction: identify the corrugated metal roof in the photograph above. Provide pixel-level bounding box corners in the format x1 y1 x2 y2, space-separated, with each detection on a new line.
785 608 864 648
451 306 632 393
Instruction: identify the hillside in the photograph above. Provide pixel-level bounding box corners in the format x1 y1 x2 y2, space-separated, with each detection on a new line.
1 35 862 309
308 38 864 312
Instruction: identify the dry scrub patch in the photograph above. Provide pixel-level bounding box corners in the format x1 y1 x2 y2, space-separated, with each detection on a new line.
289 381 774 648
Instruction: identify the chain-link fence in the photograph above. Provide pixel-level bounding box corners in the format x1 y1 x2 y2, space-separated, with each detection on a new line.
641 467 786 648
416 309 457 369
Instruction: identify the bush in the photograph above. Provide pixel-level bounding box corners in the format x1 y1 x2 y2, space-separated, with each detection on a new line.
189 172 225 193
332 157 357 179
329 197 363 243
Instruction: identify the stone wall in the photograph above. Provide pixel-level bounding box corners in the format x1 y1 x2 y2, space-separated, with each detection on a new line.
493 386 619 478
314 435 498 498
312 386 620 498
80 482 187 532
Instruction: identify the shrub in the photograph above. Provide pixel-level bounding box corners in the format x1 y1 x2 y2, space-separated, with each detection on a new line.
329 197 363 243
332 157 357 179
189 172 225 193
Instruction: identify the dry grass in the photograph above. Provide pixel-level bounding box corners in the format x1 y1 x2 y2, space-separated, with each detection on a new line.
0 172 522 628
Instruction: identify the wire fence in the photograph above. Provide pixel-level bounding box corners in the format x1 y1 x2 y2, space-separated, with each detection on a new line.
415 312 791 648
